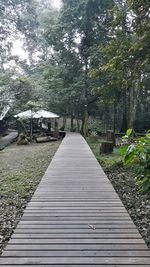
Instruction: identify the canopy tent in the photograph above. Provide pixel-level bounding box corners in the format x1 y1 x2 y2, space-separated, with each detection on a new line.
14 109 60 139
14 109 59 119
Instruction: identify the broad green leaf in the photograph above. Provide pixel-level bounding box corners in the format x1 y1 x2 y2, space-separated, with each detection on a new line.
124 150 136 164
126 128 133 137
146 130 150 138
126 144 135 155
118 144 129 156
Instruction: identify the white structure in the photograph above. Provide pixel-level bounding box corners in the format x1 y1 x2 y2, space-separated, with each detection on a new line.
0 105 11 121
14 109 59 119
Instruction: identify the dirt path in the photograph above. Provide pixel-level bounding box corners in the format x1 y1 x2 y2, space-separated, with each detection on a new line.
0 141 61 253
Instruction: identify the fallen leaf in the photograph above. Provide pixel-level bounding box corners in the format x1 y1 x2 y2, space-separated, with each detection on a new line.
88 224 96 230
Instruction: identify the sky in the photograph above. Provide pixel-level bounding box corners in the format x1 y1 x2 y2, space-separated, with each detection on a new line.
12 0 62 61
52 0 62 9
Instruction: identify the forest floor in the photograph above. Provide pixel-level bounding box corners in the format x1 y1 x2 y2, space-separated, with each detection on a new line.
0 140 61 254
87 136 150 249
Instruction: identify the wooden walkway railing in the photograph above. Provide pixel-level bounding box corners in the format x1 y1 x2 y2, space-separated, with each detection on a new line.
0 133 150 266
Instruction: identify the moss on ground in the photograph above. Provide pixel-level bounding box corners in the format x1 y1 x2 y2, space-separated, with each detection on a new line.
86 136 123 170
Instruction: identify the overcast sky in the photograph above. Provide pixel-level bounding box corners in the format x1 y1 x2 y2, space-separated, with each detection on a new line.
12 0 62 60
52 0 61 9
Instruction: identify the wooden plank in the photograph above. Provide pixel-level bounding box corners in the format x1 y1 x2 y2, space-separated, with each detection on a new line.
0 265 150 267
0 133 149 267
17 220 135 225
25 207 127 210
21 217 132 221
1 266 150 267
35 188 115 191
5 244 149 251
12 233 141 239
22 215 130 219
23 211 128 214
28 201 122 204
19 220 134 224
0 257 150 264
3 250 150 257
8 238 145 244
27 202 124 206
16 224 136 229
22 213 130 217
14 228 139 233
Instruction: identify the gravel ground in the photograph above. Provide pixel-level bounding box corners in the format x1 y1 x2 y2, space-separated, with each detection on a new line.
0 141 61 254
104 167 150 248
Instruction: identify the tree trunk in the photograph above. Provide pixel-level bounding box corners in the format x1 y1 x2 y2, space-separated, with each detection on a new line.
70 113 74 132
106 130 116 147
128 80 139 129
81 107 89 137
100 141 113 154
76 112 80 133
63 117 66 129
113 101 116 133
60 117 66 130
120 89 128 133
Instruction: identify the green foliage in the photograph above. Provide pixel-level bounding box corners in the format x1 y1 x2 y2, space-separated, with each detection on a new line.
122 128 135 143
87 136 123 170
89 119 103 134
41 0 116 136
118 144 129 156
0 0 38 66
0 0 149 135
90 0 150 131
126 128 133 137
123 130 150 193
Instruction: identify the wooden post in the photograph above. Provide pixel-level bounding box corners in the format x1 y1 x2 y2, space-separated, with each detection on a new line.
100 141 113 154
106 130 116 146
48 120 51 133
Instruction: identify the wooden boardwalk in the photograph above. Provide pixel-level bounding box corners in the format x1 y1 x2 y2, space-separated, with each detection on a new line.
0 133 150 266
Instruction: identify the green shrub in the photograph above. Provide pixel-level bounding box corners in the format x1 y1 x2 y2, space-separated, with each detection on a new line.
89 119 103 135
121 130 150 193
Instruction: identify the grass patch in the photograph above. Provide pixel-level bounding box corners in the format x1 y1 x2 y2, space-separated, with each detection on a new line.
0 141 61 253
0 147 57 198
86 135 123 171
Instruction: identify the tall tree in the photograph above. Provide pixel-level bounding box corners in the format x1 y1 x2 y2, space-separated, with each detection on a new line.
43 0 114 135
90 0 150 131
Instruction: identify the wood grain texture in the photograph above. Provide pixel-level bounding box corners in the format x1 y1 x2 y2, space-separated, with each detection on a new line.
0 133 150 266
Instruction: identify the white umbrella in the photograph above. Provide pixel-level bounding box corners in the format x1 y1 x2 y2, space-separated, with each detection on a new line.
14 110 34 119
33 110 59 119
14 109 59 119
